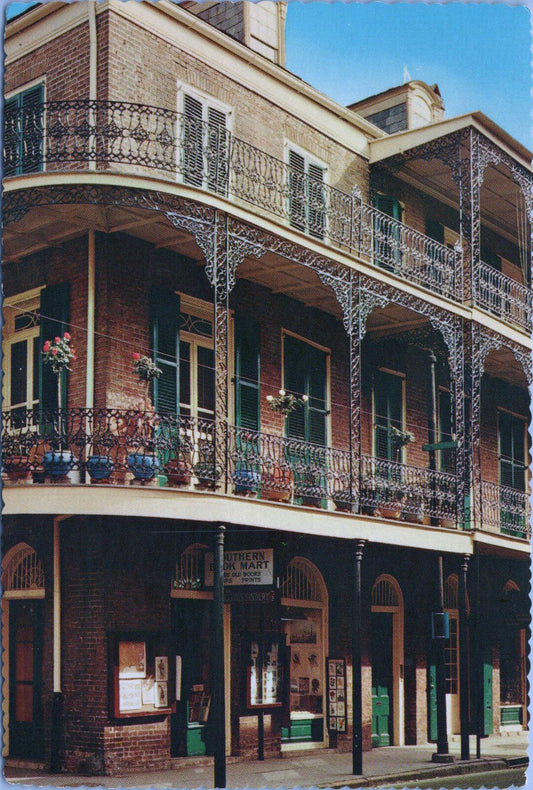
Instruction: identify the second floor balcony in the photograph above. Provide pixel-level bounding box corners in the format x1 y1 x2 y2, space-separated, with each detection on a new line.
2 408 529 541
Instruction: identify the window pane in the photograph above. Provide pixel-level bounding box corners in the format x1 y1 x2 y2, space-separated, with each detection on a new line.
33 336 40 404
10 340 28 407
197 346 215 413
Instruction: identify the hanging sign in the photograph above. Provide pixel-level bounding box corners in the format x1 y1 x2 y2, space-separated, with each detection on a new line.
204 548 274 587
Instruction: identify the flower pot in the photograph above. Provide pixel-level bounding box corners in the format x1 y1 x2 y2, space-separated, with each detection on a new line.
165 459 192 487
299 487 326 507
232 468 260 495
43 450 75 479
379 504 403 520
3 455 31 483
333 491 352 512
261 465 292 502
87 455 114 482
194 462 221 489
127 452 159 481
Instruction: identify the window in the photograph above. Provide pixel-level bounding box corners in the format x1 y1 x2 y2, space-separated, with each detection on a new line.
288 148 326 239
438 389 455 474
499 411 526 492
152 290 214 422
180 90 230 195
373 369 404 462
234 313 260 432
374 194 402 271
283 334 328 445
4 84 44 177
2 292 41 419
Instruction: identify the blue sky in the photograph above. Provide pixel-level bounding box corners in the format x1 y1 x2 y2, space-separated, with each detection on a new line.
285 3 532 149
3 1 532 149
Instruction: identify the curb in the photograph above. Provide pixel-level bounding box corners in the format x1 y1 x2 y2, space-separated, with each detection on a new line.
318 757 528 789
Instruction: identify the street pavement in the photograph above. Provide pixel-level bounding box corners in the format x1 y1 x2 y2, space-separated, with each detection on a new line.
3 732 529 790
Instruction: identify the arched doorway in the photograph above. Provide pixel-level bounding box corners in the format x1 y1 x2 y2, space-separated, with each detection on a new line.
2 543 46 759
280 557 328 748
371 575 404 746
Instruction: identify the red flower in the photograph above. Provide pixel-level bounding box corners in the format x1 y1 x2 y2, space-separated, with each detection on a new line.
132 352 141 360
54 336 61 344
72 355 77 361
51 348 58 355
43 340 51 352
63 332 71 341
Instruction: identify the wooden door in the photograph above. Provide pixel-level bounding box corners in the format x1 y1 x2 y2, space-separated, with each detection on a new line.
9 600 43 758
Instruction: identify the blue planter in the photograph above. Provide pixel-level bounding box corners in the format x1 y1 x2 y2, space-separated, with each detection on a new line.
87 455 114 481
127 452 159 480
232 469 260 494
43 450 75 478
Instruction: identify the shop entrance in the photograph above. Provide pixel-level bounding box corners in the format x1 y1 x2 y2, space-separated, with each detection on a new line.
2 543 45 760
280 558 328 748
371 575 404 747
499 580 527 729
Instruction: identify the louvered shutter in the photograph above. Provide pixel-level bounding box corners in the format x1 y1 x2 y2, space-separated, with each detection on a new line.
307 343 327 446
374 370 403 461
22 85 44 174
284 334 307 441
438 390 455 473
308 162 325 239
499 412 525 491
374 194 402 271
183 94 203 187
4 96 19 177
288 150 306 231
426 218 444 244
235 313 260 431
207 106 228 195
39 283 70 413
151 288 180 414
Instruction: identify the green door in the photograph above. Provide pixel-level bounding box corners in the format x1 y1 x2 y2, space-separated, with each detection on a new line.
482 650 493 735
9 600 44 759
371 612 393 747
374 194 402 272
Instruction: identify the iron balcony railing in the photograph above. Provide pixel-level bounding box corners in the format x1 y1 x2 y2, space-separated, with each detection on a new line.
475 260 532 332
2 408 471 531
4 99 461 300
480 480 531 538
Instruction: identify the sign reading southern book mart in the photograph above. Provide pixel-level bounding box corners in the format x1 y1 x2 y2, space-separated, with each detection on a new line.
205 549 274 586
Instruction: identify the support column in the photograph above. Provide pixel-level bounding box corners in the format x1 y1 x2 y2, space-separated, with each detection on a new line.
212 525 226 789
352 539 366 776
432 555 449 759
459 553 471 760
213 212 230 492
348 272 361 512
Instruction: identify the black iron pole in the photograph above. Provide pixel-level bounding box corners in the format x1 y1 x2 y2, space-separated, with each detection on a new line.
434 555 449 756
352 539 366 776
213 525 226 789
426 350 438 526
474 546 482 758
459 553 471 760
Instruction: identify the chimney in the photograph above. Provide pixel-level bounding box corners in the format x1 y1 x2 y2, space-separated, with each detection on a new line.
180 1 287 66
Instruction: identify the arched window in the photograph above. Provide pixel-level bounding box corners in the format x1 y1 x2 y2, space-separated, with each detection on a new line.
174 543 208 589
444 574 459 609
280 557 327 604
2 543 45 597
372 575 401 608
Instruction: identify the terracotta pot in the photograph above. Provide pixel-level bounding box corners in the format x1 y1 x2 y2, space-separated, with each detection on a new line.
4 456 31 482
261 465 292 502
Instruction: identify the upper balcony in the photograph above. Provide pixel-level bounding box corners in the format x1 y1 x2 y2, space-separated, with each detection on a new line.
5 99 463 304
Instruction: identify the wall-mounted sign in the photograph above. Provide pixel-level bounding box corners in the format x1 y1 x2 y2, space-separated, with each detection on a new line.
326 657 347 733
205 548 274 587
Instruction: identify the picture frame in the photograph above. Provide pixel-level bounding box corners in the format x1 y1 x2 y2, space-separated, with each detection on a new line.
155 656 168 681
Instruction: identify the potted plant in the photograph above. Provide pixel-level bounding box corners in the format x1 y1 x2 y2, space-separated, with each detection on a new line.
194 453 222 489
261 390 307 503
86 412 117 483
232 432 260 496
295 469 326 507
41 332 77 480
127 352 162 482
401 486 425 524
387 425 415 461
360 475 378 516
2 435 33 482
332 483 353 512
376 478 405 520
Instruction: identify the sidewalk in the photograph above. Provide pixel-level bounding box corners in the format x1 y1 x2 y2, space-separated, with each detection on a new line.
4 733 529 790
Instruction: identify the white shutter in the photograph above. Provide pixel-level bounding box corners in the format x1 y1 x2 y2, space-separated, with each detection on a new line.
207 106 228 195
307 162 325 239
183 93 203 186
289 149 306 230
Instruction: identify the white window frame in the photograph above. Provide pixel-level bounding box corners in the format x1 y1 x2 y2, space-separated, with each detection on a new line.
177 84 232 193
284 141 328 240
178 294 215 422
371 367 407 462
2 288 43 413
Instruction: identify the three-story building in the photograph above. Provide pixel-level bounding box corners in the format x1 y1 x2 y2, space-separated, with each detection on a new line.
2 0 530 775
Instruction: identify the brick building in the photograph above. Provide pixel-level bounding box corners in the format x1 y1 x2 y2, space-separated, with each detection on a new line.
2 0 530 777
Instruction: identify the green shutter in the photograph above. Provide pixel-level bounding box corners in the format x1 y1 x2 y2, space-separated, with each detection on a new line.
374 194 402 271
428 655 437 741
483 651 493 735
4 85 43 176
375 194 401 220
39 283 70 413
234 313 260 431
151 288 180 414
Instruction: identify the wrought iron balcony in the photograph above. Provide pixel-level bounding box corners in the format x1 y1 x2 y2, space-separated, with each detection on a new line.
4 99 460 300
475 260 532 332
480 480 531 538
2 408 471 532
